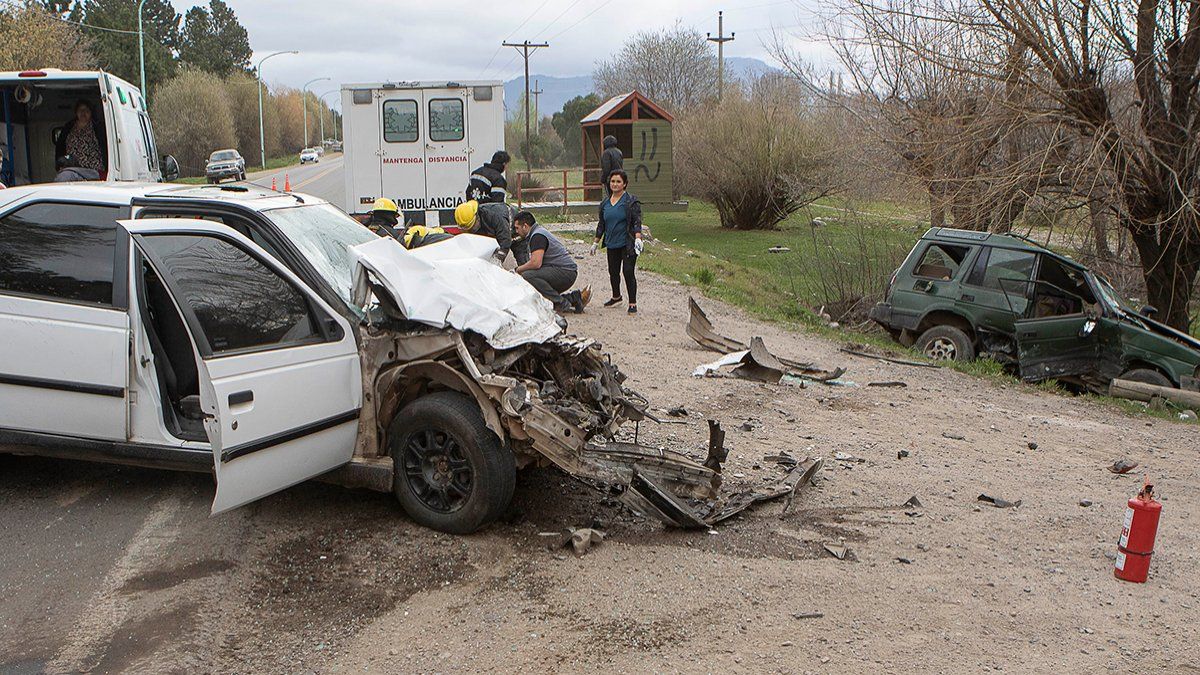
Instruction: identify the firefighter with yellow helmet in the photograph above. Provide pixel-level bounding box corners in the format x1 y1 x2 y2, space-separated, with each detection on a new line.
365 198 401 238
454 199 527 265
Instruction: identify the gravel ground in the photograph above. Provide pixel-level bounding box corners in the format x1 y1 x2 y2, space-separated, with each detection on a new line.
2 237 1197 673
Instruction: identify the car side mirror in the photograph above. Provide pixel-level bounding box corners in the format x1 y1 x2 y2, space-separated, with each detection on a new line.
1078 319 1096 338
1139 304 1158 318
161 154 179 182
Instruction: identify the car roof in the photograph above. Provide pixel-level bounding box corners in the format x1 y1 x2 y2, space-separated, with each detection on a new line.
922 227 1085 269
0 181 322 212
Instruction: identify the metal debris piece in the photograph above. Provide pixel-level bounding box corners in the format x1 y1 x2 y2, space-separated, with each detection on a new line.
1109 458 1139 474
903 495 922 508
567 528 605 556
895 557 913 564
687 297 843 380
834 451 865 463
704 420 729 471
839 344 940 369
867 381 907 388
768 246 792 253
700 457 824 525
1027 442 1039 450
1079 499 1093 507
739 421 755 432
764 452 798 467
823 542 849 560
897 449 910 459
942 432 966 441
667 406 688 417
977 493 1022 508
793 612 825 620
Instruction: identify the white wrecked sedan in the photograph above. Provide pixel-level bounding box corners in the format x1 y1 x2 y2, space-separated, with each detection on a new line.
0 183 724 533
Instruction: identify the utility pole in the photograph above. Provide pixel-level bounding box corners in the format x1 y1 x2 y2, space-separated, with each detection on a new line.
531 79 544 133
502 40 548 165
706 11 735 101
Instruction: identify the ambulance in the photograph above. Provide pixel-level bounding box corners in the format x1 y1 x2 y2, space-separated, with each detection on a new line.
341 80 505 226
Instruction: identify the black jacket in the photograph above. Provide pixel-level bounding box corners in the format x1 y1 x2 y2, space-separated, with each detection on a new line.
600 135 622 183
474 202 517 256
595 192 643 257
365 210 401 238
466 161 508 203
55 118 108 172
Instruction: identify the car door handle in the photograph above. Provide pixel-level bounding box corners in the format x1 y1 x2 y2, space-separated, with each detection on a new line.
960 294 975 302
229 390 254 406
1020 331 1037 338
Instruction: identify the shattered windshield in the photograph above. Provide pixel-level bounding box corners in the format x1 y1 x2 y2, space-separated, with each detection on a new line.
1094 275 1137 316
264 203 378 312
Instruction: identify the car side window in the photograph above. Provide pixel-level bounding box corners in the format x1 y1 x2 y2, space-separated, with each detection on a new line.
913 243 970 280
0 202 122 306
140 233 321 355
980 248 1037 293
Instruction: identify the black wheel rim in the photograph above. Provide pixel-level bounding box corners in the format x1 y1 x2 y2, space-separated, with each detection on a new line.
402 428 473 513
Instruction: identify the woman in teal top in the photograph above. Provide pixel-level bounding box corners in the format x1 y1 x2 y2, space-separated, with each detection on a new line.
592 169 643 313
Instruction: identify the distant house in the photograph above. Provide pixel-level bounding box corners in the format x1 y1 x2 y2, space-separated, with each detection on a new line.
580 91 677 209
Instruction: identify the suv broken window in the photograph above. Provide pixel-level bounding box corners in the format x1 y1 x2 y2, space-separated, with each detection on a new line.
913 243 969 280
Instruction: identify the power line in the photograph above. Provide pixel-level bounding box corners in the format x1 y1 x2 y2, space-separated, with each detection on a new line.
548 0 615 41
0 2 140 35
479 0 554 77
532 0 585 40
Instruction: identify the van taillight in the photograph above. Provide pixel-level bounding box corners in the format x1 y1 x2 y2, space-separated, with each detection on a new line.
18 70 47 77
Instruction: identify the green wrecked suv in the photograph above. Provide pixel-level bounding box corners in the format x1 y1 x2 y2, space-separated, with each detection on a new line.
869 227 1200 392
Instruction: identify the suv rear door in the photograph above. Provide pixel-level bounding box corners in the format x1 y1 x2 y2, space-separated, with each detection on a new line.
122 218 362 513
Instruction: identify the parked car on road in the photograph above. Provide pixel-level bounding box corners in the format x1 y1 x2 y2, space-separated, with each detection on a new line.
0 182 717 533
205 148 245 183
299 147 319 164
870 227 1200 392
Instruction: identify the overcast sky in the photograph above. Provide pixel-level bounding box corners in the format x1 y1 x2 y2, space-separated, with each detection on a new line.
169 0 825 105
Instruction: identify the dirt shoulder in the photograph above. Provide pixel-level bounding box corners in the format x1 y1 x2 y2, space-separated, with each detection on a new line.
328 239 1199 672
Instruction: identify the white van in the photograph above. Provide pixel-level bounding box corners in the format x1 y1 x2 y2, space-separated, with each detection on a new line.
341 80 504 226
0 69 178 186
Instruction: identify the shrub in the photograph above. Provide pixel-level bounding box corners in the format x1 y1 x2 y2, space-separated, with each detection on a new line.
151 69 235 177
676 78 836 230
695 266 715 285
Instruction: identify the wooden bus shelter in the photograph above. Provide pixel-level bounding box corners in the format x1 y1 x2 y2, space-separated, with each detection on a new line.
580 91 676 206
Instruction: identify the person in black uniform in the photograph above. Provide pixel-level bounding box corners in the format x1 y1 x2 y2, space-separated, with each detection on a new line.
466 151 510 203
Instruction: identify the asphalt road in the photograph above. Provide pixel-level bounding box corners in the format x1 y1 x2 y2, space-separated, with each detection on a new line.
247 152 346 211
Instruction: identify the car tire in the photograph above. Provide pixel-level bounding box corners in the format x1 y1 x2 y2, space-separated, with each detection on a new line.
388 391 515 534
915 325 975 362
1119 368 1173 388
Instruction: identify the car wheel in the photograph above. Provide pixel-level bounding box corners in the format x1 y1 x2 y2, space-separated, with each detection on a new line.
915 325 975 362
388 391 515 534
1119 368 1173 388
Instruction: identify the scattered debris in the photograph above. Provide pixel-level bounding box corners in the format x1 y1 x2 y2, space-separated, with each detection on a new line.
840 344 940 369
739 421 755 432
897 449 910 459
792 612 825 620
1109 458 1139 474
704 420 729 471
824 542 849 560
834 451 865 463
1079 499 1093 507
978 493 1022 508
867 380 908 388
699 457 825 525
942 432 966 441
687 297 845 381
1027 442 1039 450
767 246 791 253
903 495 923 508
764 452 799 467
895 557 913 564
566 528 604 556
666 406 688 417
1181 409 1198 423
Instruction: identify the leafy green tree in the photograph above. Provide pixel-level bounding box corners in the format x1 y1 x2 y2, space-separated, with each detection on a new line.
76 0 180 96
178 0 250 76
551 93 601 165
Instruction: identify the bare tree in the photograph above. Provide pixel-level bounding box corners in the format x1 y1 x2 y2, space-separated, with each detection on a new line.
593 23 718 112
0 4 93 71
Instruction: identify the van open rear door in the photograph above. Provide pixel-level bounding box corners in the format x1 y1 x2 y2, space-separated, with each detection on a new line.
123 218 363 513
423 88 470 225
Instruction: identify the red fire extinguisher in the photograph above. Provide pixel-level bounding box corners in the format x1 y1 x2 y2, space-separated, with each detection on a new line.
1115 479 1162 583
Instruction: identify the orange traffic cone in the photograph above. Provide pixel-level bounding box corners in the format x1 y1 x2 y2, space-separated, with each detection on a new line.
284 173 291 191
271 176 277 190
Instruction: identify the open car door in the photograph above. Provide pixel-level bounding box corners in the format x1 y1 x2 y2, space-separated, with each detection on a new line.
122 218 362 514
1014 283 1122 385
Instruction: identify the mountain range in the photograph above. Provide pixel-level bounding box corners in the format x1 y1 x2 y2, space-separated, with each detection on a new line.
502 56 777 118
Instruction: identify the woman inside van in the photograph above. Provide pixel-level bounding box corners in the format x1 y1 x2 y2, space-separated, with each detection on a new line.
55 100 106 177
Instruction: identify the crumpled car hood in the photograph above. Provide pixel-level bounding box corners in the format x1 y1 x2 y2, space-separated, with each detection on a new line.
349 234 562 349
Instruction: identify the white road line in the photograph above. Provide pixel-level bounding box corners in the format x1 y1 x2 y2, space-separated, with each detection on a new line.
43 494 184 674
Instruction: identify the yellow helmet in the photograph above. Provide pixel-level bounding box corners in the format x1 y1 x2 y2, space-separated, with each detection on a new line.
454 199 479 227
372 197 398 213
403 225 446 249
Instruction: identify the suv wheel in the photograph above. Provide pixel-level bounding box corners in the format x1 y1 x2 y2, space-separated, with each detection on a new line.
388 391 515 534
916 325 975 362
1119 368 1173 388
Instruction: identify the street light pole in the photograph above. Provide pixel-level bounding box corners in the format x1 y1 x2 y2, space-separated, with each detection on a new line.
137 0 146 102
256 50 298 168
302 77 330 149
318 90 339 147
